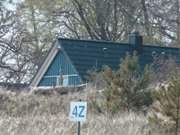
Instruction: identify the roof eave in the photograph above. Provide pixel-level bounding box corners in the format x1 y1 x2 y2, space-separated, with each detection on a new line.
30 40 61 87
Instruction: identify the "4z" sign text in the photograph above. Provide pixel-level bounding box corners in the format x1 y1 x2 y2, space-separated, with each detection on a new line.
69 102 87 122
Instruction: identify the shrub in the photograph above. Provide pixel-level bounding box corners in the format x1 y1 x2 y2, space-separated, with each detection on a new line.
101 53 153 114
149 68 180 135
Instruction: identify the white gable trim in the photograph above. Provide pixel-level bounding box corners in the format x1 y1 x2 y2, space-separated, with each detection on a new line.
30 40 61 87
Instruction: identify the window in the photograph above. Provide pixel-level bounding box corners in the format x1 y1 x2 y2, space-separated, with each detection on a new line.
63 75 69 87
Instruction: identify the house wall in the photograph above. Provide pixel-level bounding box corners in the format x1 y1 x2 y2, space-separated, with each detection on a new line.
38 50 82 87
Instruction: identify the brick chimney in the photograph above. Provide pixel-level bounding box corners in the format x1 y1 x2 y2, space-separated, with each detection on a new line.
129 32 143 53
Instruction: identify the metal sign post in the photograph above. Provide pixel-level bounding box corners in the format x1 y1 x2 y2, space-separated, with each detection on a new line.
77 121 80 135
69 101 87 135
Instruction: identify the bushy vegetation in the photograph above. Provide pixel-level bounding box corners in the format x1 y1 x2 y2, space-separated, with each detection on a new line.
150 67 180 135
88 53 180 135
100 53 153 113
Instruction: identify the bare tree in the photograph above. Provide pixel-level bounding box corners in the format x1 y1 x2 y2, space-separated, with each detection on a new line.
147 0 180 46
46 0 141 41
0 2 35 83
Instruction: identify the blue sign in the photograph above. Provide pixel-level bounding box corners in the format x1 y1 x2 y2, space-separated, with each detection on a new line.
69 102 87 122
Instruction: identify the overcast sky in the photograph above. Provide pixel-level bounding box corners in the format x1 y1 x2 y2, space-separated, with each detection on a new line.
3 0 22 10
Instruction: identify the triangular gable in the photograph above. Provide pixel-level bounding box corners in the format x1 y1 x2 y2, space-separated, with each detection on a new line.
30 40 82 87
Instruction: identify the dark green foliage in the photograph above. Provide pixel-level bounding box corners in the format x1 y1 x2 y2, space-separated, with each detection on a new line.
102 53 153 114
150 68 180 135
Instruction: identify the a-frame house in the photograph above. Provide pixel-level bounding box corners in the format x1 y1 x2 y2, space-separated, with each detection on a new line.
30 32 180 88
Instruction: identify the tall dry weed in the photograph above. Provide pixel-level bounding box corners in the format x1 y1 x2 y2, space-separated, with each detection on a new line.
0 89 162 135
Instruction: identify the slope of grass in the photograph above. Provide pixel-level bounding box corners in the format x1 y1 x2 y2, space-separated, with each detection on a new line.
0 89 161 135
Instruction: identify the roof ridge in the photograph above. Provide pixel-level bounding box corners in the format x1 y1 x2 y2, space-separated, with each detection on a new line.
58 38 128 45
58 38 180 50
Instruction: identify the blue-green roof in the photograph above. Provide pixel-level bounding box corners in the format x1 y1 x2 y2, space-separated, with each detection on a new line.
59 38 180 80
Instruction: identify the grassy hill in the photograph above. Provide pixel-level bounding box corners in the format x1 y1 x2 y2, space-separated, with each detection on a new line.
0 87 164 135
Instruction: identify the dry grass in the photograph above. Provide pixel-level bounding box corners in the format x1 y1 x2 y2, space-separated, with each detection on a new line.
0 88 162 135
0 113 152 135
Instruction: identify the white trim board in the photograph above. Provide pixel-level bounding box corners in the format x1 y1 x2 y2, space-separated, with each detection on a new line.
30 40 60 87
